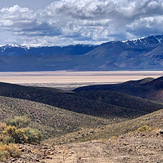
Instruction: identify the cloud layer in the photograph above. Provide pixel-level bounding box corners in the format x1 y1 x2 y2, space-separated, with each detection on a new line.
0 0 163 46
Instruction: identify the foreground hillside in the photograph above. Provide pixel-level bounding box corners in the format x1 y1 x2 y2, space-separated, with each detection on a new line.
0 77 162 162
43 130 163 163
44 109 163 145
0 96 113 138
3 126 163 163
1 109 162 162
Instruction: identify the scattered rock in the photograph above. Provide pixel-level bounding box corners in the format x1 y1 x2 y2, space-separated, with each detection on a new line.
159 129 163 135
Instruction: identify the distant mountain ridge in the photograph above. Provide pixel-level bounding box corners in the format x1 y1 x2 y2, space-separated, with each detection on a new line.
0 35 163 71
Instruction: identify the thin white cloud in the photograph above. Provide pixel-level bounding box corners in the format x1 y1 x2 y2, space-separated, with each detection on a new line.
0 0 163 46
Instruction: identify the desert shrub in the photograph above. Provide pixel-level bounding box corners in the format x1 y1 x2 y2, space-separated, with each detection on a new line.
6 116 30 129
0 144 21 161
0 134 3 141
2 126 41 144
0 117 42 145
0 123 6 132
0 150 9 162
5 144 21 158
1 135 15 145
24 128 42 144
137 125 152 132
3 126 28 143
14 128 28 143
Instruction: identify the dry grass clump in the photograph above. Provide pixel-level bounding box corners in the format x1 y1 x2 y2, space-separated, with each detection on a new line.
137 125 152 132
0 144 21 161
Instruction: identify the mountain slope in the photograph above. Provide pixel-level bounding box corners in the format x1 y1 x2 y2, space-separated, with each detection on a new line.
75 76 163 102
76 90 162 113
0 84 143 120
0 96 114 138
45 109 163 145
78 35 163 70
0 82 163 120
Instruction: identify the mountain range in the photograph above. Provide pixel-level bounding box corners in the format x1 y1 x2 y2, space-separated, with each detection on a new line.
0 35 163 71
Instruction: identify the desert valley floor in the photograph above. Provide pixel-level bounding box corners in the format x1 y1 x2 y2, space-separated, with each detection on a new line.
0 71 162 90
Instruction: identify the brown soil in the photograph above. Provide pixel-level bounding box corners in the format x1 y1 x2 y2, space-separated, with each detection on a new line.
4 144 55 163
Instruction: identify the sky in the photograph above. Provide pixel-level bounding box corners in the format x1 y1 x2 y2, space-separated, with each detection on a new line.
0 0 163 46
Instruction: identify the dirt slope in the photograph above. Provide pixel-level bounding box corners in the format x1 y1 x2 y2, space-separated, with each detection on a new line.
44 130 163 163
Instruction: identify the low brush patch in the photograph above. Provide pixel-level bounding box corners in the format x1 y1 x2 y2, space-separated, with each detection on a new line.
0 116 42 161
137 125 152 132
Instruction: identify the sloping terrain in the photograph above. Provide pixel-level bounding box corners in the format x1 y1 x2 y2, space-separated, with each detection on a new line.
0 78 162 162
76 90 162 113
79 35 163 71
0 82 162 120
0 96 114 138
4 128 163 163
75 76 163 102
44 109 163 145
43 130 163 163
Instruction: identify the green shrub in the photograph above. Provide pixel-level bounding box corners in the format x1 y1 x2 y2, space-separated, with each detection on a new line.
0 117 42 145
6 116 30 129
2 126 41 144
1 135 15 145
25 128 42 144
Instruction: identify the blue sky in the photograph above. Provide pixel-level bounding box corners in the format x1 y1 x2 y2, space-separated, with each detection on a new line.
0 0 55 10
0 0 163 46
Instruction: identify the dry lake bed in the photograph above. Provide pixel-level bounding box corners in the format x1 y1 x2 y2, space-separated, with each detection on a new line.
0 71 162 90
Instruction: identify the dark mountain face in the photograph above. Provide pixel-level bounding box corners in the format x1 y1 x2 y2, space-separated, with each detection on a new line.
0 35 163 71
